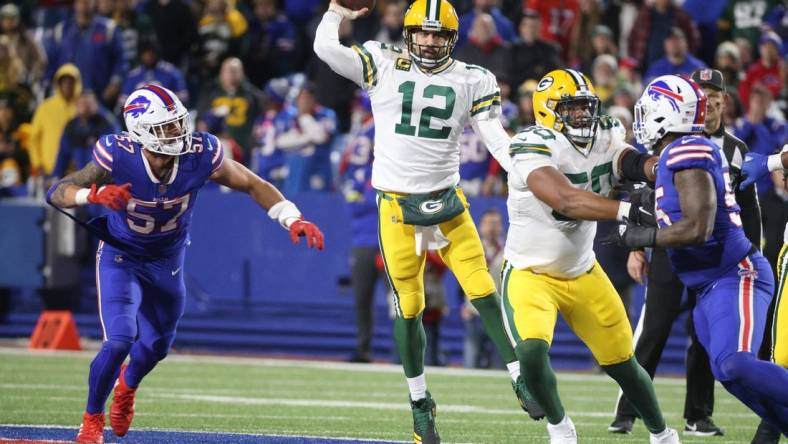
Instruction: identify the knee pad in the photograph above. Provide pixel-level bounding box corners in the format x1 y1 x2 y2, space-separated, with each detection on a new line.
719 352 755 382
145 335 175 362
460 267 496 299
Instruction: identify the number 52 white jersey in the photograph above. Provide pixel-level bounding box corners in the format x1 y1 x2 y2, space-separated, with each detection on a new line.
505 117 631 278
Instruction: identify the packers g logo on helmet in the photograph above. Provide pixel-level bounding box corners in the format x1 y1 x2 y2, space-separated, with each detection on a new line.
533 69 601 147
403 0 459 70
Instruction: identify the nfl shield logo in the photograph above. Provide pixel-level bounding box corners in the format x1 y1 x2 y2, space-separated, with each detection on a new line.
699 70 713 81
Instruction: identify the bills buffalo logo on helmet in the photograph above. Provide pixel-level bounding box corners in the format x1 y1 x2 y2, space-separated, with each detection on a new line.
123 96 151 118
647 80 684 112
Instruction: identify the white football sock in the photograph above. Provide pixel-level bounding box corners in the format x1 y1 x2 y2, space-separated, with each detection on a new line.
507 361 521 381
406 374 427 401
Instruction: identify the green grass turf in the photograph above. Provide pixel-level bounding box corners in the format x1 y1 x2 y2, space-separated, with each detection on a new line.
0 347 767 443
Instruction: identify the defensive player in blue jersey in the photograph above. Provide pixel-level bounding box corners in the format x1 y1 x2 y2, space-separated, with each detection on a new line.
46 85 325 444
609 75 788 434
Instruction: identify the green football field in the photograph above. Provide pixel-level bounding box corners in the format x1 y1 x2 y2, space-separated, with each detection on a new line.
0 347 770 443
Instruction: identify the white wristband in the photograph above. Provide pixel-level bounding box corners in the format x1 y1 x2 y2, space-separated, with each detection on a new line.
617 201 632 222
268 200 302 229
74 188 91 206
767 153 784 173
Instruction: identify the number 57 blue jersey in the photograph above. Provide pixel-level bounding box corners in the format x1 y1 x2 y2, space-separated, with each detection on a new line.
654 135 753 289
90 131 224 257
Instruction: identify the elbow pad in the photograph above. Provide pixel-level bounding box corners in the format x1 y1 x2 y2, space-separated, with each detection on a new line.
620 150 653 183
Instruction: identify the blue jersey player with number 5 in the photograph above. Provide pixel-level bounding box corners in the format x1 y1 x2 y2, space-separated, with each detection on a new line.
608 75 788 434
46 85 325 444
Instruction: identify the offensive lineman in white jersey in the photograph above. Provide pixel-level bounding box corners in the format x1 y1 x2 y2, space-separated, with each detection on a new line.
314 0 542 442
502 69 681 444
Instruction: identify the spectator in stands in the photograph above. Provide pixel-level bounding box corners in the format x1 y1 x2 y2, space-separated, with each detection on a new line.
339 91 379 363
52 90 119 178
458 0 516 47
423 251 448 367
108 0 154 69
515 79 537 131
0 3 46 88
608 105 634 144
568 0 602 70
307 17 358 132
522 0 579 59
739 31 784 112
455 13 510 77
275 84 336 193
591 54 619 109
718 0 782 52
509 11 560 95
681 0 728 64
198 57 263 161
628 0 701 73
244 0 300 89
714 41 743 90
722 90 745 129
735 84 788 197
46 0 126 108
198 0 248 82
574 24 617 74
252 77 291 188
462 208 505 369
119 40 189 108
0 99 27 193
0 35 33 123
197 110 244 163
143 0 197 69
374 0 406 47
644 27 707 83
29 64 81 177
0 132 25 197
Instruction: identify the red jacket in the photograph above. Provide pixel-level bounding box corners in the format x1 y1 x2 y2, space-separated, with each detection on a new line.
738 61 783 111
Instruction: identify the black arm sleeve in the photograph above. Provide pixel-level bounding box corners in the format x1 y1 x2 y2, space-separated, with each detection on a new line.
619 149 654 183
737 184 762 247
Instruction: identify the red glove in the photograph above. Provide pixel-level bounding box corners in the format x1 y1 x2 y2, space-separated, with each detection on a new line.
88 183 132 210
289 217 325 250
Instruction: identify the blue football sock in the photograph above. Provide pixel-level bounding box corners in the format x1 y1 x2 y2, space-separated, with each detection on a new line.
125 339 170 388
86 338 132 414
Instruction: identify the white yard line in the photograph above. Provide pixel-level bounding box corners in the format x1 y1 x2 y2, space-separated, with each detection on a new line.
0 347 687 385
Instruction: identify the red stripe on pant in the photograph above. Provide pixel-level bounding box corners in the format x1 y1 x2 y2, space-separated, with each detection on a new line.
739 257 754 352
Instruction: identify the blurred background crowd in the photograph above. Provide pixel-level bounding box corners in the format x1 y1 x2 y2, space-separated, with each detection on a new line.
0 0 786 367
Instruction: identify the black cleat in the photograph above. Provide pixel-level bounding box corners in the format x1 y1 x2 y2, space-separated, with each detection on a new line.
608 414 635 434
410 391 439 444
751 419 781 444
684 417 724 437
511 375 545 420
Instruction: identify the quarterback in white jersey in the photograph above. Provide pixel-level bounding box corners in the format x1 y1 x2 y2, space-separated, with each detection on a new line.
314 1 543 443
501 69 681 444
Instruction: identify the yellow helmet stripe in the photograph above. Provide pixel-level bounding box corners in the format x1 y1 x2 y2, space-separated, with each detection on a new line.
351 45 377 87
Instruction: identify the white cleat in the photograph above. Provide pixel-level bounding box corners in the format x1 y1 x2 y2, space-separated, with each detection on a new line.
547 416 577 444
650 427 681 444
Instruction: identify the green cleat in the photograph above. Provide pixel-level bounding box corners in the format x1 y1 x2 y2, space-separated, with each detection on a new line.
410 391 440 444
512 375 545 420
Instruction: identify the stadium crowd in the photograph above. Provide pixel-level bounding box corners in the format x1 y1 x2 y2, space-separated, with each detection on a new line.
0 0 786 364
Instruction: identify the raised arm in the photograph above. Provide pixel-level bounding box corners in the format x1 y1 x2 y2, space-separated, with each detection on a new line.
313 1 368 87
210 157 324 250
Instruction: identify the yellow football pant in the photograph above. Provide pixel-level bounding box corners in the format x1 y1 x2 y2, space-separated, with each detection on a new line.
377 188 496 319
501 261 633 365
773 243 788 367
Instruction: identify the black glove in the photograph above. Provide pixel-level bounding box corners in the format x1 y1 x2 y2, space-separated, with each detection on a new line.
626 203 657 227
603 223 657 249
